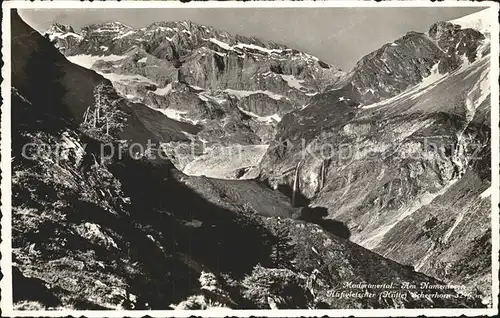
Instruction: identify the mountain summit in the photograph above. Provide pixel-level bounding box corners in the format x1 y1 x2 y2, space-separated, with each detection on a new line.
330 12 489 104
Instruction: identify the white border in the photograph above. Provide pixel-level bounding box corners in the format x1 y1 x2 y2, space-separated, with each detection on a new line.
3 0 499 9
1 1 499 317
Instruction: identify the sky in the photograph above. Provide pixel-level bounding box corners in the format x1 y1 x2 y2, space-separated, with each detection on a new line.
19 7 486 71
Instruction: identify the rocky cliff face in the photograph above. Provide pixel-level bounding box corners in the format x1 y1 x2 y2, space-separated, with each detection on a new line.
10 10 486 310
331 14 488 105
45 19 345 176
48 20 343 93
257 10 492 303
46 20 343 121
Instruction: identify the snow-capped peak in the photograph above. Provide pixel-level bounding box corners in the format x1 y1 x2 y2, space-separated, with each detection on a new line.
46 22 75 34
448 8 493 36
110 21 132 28
45 23 82 43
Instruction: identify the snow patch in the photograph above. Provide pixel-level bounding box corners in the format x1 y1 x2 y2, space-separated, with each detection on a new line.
415 243 435 272
48 32 83 41
113 30 136 40
448 8 492 36
409 62 447 100
225 88 285 101
198 93 227 105
182 131 197 140
153 83 173 95
137 57 147 63
154 26 174 32
364 88 376 95
214 51 227 57
237 107 282 124
362 62 447 109
419 63 446 87
147 106 199 125
206 38 293 57
479 187 492 199
234 43 282 54
198 94 209 102
442 212 465 244
189 84 205 90
100 73 157 85
92 26 125 34
302 52 320 61
467 66 490 110
66 54 127 69
209 38 233 51
279 74 305 90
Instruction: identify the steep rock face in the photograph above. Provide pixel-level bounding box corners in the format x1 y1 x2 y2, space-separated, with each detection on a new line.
341 32 448 104
46 19 345 177
257 12 492 302
375 169 492 298
237 92 294 117
11 10 484 310
47 19 342 111
332 12 488 104
428 21 487 63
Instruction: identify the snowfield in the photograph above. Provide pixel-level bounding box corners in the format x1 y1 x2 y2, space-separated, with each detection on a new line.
448 8 493 35
362 53 490 113
99 73 157 85
153 83 173 95
66 54 127 69
237 107 282 124
209 38 233 51
224 88 285 101
147 106 200 125
280 74 306 90
183 144 269 179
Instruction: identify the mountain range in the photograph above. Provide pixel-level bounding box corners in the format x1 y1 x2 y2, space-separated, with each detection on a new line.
9 8 493 310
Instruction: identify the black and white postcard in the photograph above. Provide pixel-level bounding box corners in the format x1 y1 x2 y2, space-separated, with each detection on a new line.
1 1 499 316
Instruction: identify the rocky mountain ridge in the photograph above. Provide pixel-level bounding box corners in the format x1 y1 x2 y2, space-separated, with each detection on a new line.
47 18 343 108
331 11 490 104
